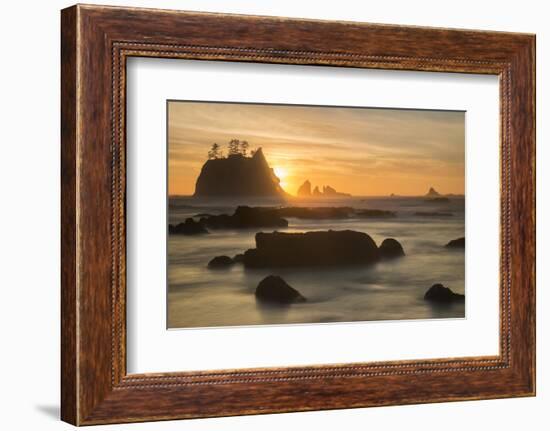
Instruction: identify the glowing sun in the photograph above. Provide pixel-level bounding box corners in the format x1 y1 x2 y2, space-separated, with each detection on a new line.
273 166 289 190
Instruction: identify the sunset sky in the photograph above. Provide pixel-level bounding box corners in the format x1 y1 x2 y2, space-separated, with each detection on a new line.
168 101 465 197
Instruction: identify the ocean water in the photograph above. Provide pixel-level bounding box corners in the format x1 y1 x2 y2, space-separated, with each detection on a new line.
167 196 465 329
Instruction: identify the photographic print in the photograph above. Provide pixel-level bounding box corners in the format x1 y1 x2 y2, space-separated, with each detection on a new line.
168 101 465 329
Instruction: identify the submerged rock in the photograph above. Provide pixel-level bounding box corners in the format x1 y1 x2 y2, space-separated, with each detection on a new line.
276 206 353 219
243 230 380 268
201 206 288 229
355 209 396 218
379 238 405 259
168 218 208 235
414 211 453 217
425 197 450 203
255 275 306 304
207 255 235 268
424 283 465 303
445 237 465 248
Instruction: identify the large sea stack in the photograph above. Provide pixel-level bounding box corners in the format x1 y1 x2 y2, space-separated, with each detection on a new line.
194 148 286 198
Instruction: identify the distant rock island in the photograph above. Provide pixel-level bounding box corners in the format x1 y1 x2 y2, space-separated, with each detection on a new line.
297 180 351 198
425 187 441 197
194 148 287 198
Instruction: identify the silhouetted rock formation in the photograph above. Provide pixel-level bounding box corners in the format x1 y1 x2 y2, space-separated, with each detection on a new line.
168 218 208 235
277 206 353 219
200 206 288 229
425 187 441 197
243 230 380 268
355 209 396 218
445 237 465 248
194 148 286 198
207 255 235 268
255 275 306 304
379 238 405 259
322 185 350 197
300 182 350 197
424 283 465 303
297 180 312 197
415 211 453 217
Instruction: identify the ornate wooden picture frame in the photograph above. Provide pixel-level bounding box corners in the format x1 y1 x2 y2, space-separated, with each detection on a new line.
61 4 535 425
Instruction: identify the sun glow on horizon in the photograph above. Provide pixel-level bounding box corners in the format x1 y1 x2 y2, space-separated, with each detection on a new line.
168 101 465 196
273 166 289 190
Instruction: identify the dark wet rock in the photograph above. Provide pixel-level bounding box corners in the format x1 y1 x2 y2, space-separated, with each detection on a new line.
445 237 465 248
255 275 306 304
243 230 380 268
424 283 465 303
277 206 353 219
379 238 405 259
207 255 235 268
168 218 208 235
233 253 245 263
194 148 287 198
201 206 288 229
355 209 396 218
415 211 453 217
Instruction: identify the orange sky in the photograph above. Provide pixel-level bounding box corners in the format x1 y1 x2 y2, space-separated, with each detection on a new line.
168 101 465 197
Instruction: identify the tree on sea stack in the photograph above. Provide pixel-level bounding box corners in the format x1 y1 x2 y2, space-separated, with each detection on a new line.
240 140 249 156
228 139 241 156
207 143 221 159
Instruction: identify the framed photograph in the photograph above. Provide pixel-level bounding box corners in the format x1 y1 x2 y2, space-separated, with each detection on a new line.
61 4 535 425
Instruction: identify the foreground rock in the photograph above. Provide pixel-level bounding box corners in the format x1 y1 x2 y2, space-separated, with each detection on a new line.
243 230 380 268
255 275 306 304
424 283 465 303
379 238 405 259
207 255 235 268
201 206 288 229
169 218 208 235
445 237 465 248
233 253 245 263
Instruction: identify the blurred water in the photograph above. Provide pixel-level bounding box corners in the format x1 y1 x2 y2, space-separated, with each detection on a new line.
168 196 465 328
